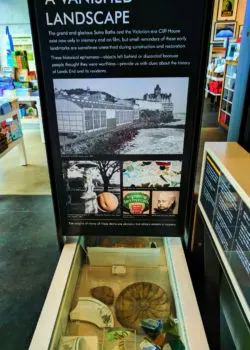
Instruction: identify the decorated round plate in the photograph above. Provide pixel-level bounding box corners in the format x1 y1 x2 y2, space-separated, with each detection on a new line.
115 282 170 329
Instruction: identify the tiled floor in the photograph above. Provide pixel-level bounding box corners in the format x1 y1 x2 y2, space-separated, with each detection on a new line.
0 130 51 195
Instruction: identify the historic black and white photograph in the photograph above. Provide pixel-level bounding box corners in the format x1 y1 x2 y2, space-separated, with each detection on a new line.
54 77 189 155
63 160 121 217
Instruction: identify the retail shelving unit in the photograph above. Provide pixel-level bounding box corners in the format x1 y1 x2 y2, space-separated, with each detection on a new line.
0 96 44 143
0 108 27 165
205 75 224 98
218 60 238 131
18 96 45 143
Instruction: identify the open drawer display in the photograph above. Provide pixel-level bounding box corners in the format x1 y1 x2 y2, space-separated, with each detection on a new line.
30 237 209 350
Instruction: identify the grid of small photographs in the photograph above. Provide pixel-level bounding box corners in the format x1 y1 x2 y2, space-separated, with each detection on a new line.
63 159 181 218
122 160 181 217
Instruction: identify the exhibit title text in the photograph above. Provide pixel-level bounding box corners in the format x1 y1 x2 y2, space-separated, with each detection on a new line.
45 0 134 26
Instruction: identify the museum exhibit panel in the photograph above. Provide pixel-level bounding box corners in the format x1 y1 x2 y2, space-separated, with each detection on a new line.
195 142 250 349
27 0 216 349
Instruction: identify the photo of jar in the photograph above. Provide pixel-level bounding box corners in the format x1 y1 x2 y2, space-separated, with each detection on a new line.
123 191 150 215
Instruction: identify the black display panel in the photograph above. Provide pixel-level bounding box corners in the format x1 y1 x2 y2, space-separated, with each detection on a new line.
200 153 250 318
28 0 212 236
200 155 221 222
213 174 241 252
230 201 250 306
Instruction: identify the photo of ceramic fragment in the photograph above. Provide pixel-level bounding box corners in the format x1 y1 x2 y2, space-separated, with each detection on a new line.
123 161 182 188
97 192 119 212
70 297 114 328
115 282 170 329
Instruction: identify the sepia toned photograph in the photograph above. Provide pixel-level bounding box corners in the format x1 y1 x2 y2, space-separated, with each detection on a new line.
54 77 189 156
152 191 179 215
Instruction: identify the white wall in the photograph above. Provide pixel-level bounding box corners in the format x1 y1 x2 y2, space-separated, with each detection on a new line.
0 0 31 65
0 0 30 35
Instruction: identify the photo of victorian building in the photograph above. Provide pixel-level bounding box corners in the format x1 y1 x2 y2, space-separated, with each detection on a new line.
54 77 188 155
56 88 139 137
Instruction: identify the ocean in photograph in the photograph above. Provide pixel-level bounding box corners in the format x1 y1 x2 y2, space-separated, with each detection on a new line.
121 128 184 154
167 113 186 126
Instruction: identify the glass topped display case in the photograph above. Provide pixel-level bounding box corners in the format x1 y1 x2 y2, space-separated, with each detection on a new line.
29 237 209 350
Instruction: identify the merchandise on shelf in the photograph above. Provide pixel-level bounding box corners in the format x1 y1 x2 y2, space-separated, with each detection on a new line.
26 106 37 117
0 98 18 114
10 98 18 110
0 112 23 143
7 117 23 140
18 104 26 118
0 67 15 79
15 68 29 81
0 100 12 115
0 121 12 143
0 132 8 154
12 51 29 70
0 76 15 97
207 59 225 78
16 88 31 97
3 26 14 68
208 81 222 94
0 48 38 97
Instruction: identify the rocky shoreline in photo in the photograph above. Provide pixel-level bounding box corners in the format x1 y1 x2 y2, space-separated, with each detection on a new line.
61 116 185 155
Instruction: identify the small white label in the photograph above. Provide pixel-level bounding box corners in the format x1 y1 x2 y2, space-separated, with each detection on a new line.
112 265 126 275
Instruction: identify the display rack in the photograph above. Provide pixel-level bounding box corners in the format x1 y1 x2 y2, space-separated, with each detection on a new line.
205 70 224 98
18 96 45 143
205 41 226 99
12 34 37 72
1 34 44 142
205 88 221 97
218 60 238 131
0 108 27 165
206 75 224 82
0 96 45 143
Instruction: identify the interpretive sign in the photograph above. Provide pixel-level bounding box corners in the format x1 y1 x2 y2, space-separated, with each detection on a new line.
28 0 212 235
199 144 250 321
